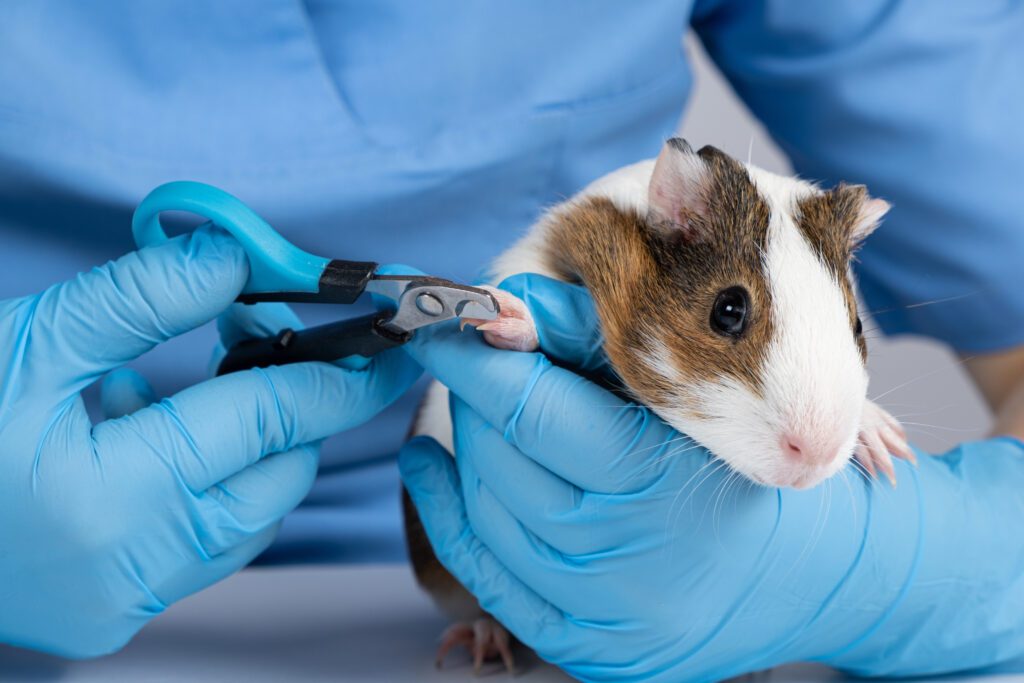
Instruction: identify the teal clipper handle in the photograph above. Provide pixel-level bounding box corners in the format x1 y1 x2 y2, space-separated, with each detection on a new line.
132 181 377 303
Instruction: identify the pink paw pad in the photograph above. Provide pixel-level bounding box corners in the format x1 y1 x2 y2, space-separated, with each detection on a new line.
461 286 539 352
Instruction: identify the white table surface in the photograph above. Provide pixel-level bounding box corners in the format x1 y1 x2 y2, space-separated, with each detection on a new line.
1 565 1020 683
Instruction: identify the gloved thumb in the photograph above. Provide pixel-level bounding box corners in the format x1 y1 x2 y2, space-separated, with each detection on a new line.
101 368 157 419
31 226 248 393
496 273 608 374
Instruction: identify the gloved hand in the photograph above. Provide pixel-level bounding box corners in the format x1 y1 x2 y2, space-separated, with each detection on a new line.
0 227 421 658
400 272 1024 682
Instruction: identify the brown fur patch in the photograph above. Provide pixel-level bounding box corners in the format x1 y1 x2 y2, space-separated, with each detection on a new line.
795 185 867 359
543 146 774 411
402 487 481 618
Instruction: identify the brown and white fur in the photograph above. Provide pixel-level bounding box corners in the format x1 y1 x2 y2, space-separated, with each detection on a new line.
403 139 911 672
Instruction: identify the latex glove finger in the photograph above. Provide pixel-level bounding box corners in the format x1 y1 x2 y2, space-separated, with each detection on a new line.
196 442 319 555
212 301 308 375
452 395 648 556
398 436 567 649
30 226 247 393
152 523 280 608
453 445 597 616
496 273 607 374
94 348 419 492
101 368 157 419
217 301 302 353
407 322 680 493
208 303 301 376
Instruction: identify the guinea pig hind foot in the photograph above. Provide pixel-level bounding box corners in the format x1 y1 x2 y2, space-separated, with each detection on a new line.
435 617 516 675
856 400 915 487
460 286 539 353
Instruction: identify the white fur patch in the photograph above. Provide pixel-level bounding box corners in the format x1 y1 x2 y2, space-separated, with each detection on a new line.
754 175 867 485
414 381 454 456
491 160 655 284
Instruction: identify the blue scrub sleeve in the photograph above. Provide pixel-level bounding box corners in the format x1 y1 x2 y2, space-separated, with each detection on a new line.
692 1 1024 353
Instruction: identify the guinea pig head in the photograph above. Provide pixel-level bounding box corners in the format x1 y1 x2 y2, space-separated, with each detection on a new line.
621 138 889 489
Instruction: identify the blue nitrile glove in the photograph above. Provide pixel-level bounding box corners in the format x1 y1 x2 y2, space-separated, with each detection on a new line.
399 272 1024 682
0 227 420 658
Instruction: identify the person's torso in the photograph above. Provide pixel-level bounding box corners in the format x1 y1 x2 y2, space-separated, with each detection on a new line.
0 0 696 561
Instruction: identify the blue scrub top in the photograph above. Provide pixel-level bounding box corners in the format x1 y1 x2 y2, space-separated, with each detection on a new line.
1 1 1022 563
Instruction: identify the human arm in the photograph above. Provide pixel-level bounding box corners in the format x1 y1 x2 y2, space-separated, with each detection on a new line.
964 348 1024 439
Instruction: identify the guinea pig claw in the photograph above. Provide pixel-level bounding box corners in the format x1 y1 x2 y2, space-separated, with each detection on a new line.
435 618 516 676
878 422 915 465
456 287 541 353
858 400 910 485
871 440 897 487
880 454 897 488
889 434 917 465
855 444 878 480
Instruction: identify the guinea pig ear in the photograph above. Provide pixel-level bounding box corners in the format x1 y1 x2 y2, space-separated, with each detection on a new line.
853 196 890 245
834 183 891 247
647 138 712 243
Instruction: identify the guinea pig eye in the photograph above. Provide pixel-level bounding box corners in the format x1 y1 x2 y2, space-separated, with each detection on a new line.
855 316 863 336
710 286 750 338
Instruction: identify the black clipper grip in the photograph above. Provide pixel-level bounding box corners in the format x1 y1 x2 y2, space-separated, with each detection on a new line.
216 313 409 376
236 259 378 305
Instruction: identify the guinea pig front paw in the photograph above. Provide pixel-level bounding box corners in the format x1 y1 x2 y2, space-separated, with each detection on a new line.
460 286 540 352
855 399 915 486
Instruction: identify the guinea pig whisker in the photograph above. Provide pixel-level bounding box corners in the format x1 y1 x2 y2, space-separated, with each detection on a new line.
664 458 728 540
899 421 979 433
661 457 727 561
860 290 978 318
698 468 733 542
781 477 833 583
837 468 860 532
621 433 694 460
870 355 975 403
579 419 690 487
615 439 703 487
711 470 743 546
602 440 708 516
708 471 731 538
847 457 874 484
884 403 959 419
672 459 732 533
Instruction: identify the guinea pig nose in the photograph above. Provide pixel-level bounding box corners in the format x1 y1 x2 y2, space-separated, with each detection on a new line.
780 432 836 467
781 434 806 460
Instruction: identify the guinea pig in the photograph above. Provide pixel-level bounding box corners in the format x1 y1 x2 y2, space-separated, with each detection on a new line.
404 138 911 671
